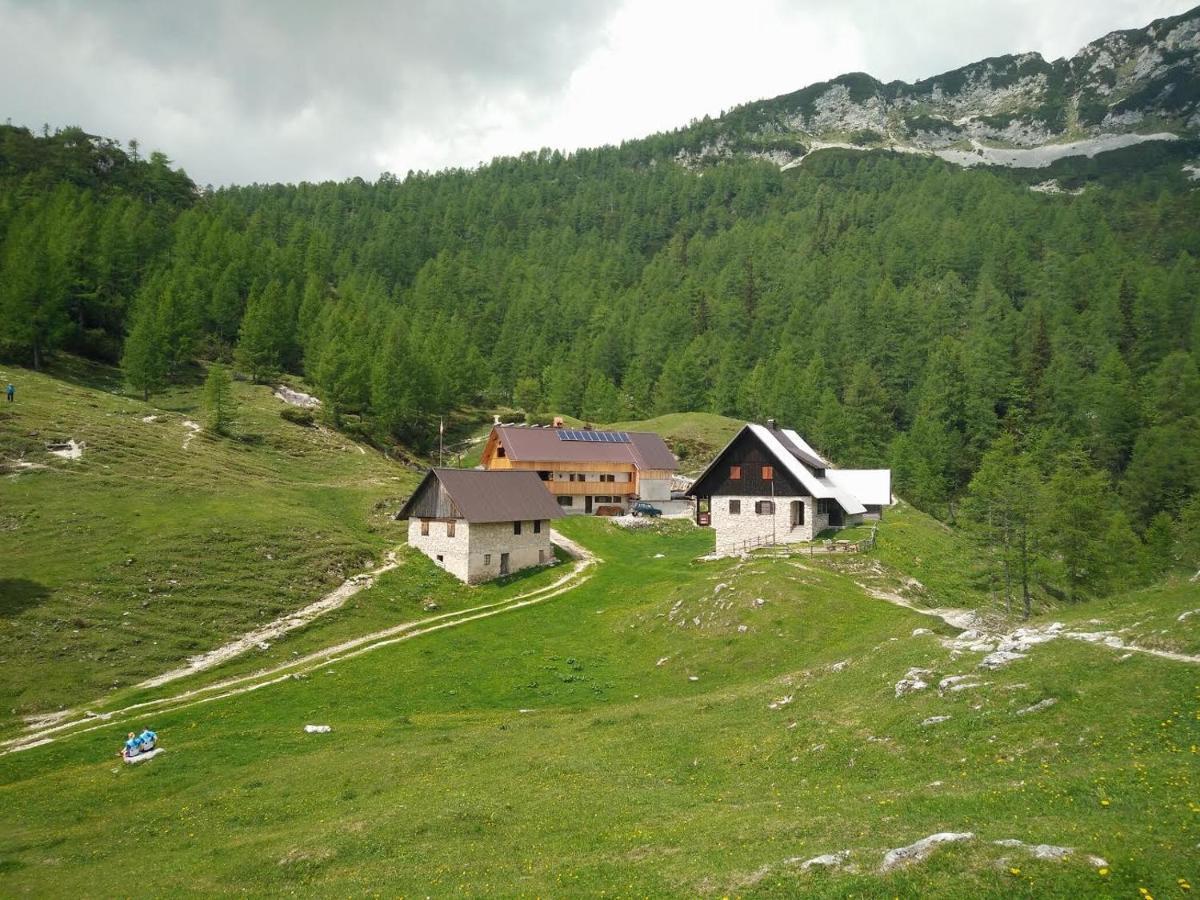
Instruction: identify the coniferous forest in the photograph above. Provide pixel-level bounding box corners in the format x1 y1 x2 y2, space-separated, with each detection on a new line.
3 122 1200 599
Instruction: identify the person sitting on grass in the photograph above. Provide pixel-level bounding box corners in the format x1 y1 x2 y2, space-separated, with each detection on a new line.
121 732 141 758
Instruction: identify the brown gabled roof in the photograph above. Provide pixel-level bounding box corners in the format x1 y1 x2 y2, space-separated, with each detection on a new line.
398 468 564 524
493 425 678 471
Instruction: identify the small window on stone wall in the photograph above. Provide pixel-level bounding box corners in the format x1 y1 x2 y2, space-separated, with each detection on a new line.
446 520 455 537
755 500 775 515
533 520 542 534
485 553 492 566
729 499 741 515
514 521 522 535
420 519 429 536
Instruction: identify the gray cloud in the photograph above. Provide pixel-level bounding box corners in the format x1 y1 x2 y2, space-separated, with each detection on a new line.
0 0 1194 186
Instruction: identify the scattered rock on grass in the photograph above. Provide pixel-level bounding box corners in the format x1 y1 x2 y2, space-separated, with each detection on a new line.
895 667 932 697
921 715 951 727
1016 698 1058 716
993 839 1074 861
303 724 332 734
880 832 974 871
912 627 932 636
979 650 1025 670
798 850 850 870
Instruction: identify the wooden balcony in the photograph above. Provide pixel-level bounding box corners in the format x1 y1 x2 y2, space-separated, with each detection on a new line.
545 480 635 496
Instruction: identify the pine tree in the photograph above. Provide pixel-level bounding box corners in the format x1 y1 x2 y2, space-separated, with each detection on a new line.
120 298 167 400
202 363 236 435
236 281 285 383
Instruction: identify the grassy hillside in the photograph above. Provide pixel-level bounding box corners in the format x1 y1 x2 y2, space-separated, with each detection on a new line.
604 412 744 474
1 515 1196 896
0 359 413 730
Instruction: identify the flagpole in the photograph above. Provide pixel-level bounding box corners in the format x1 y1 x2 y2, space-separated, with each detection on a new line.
439 417 444 466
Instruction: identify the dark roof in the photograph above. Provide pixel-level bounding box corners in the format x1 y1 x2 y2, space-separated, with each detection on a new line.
494 425 678 471
686 423 869 515
398 468 564 524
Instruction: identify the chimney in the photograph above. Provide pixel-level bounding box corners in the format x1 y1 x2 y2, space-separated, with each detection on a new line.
766 418 777 430
552 415 564 428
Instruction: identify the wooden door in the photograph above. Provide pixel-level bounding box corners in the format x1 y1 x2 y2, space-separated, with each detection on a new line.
500 552 510 575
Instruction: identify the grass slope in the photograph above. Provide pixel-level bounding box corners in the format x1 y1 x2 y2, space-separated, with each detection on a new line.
0 359 413 730
1 516 1196 896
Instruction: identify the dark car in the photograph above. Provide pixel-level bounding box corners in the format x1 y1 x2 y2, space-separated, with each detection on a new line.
631 501 662 518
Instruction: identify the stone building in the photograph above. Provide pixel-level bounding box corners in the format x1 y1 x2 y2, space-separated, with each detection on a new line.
479 422 678 515
397 468 564 583
686 421 891 556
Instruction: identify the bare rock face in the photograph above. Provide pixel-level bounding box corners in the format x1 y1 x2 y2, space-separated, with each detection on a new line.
673 7 1199 172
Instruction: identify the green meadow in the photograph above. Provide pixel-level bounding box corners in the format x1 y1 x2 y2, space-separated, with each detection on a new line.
1 364 1197 897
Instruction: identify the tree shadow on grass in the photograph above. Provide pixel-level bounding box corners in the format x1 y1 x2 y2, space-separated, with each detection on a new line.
0 579 52 617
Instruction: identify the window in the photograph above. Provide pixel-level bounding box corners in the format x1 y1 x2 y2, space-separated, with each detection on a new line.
755 500 775 515
485 553 492 565
557 496 573 507
602 473 615 483
446 520 456 537
762 465 773 481
729 499 741 515
569 473 581 482
436 554 443 563
420 519 429 536
817 499 831 515
514 521 522 535
533 520 542 534
496 446 506 458
730 465 742 480
538 471 550 481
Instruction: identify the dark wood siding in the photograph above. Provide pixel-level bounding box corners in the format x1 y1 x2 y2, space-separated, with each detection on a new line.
404 474 462 519
690 430 807 498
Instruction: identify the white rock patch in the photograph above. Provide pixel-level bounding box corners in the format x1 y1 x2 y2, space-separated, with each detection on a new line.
1016 698 1058 716
798 850 850 870
275 385 321 408
880 832 974 871
47 440 85 460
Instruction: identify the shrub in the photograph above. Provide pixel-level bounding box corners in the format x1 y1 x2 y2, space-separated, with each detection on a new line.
280 406 315 427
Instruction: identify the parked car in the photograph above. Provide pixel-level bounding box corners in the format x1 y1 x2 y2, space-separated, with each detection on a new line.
631 501 662 518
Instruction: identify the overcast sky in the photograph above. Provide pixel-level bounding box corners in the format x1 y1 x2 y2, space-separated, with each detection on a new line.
0 0 1192 186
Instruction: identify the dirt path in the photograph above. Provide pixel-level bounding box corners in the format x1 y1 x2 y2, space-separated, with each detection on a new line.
138 551 402 690
3 530 598 755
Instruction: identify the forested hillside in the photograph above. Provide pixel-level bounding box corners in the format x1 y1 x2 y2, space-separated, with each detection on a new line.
2 119 1200 601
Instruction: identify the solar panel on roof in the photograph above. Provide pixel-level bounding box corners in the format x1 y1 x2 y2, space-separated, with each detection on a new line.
556 429 631 443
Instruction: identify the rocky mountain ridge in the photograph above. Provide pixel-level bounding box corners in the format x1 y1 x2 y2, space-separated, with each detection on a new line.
674 4 1200 169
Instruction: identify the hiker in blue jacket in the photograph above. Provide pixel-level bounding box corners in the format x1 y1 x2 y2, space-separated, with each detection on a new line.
5 383 12 403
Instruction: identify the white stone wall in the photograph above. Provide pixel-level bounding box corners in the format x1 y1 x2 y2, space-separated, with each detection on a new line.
407 518 553 583
711 495 818 555
637 477 671 502
408 518 470 582
465 520 554 584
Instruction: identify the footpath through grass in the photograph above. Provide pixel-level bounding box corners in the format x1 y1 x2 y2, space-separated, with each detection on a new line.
0 359 413 732
1 516 1196 897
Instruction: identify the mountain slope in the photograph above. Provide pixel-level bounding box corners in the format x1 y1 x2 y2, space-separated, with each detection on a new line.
668 5 1200 169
